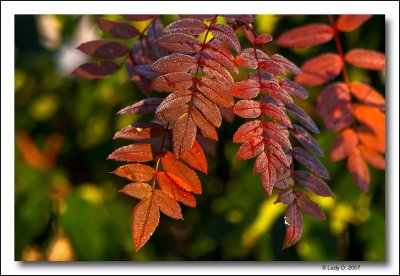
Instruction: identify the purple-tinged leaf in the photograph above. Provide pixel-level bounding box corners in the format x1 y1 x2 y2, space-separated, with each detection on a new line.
210 24 241 53
292 147 330 179
279 79 309 100
271 54 301 75
286 102 319 134
295 191 325 220
157 33 202 53
292 125 324 157
282 202 303 249
96 17 140 39
294 170 332 197
77 40 129 60
164 18 208 35
72 62 119 79
117 98 164 115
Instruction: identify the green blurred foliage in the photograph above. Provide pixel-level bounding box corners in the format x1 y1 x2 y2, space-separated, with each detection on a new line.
15 15 385 261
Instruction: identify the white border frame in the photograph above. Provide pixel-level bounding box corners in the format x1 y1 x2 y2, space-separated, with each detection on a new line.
2 1 399 275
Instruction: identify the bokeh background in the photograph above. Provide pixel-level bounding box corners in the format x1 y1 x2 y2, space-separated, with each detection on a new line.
15 15 385 261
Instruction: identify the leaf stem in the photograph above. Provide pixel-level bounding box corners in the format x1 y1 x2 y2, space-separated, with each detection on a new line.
329 15 350 86
251 27 265 123
152 122 170 189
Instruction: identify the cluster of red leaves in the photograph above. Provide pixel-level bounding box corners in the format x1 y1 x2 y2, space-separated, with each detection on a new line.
232 23 331 249
73 14 332 251
277 15 386 192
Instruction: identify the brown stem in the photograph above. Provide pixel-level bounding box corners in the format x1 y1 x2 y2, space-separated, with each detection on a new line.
152 122 170 189
329 15 350 85
250 28 265 122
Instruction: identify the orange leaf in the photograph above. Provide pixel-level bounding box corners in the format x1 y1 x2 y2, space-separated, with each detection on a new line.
353 104 385 137
113 163 155 182
359 145 385 170
349 82 385 111
173 112 197 158
295 53 343 86
157 172 196 207
330 128 358 161
357 125 385 153
345 49 385 70
107 143 154 162
347 147 370 192
119 183 152 199
161 152 202 194
180 140 208 174
153 190 183 220
132 195 160 251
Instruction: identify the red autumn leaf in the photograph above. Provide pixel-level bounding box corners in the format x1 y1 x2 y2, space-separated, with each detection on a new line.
117 98 164 115
359 145 385 170
276 23 334 48
336 15 372 32
197 76 234 108
330 128 359 161
210 24 241 53
292 147 330 179
113 163 155 182
282 202 303 249
236 136 264 160
295 53 343 86
347 147 370 192
96 17 140 39
294 170 332 197
77 40 129 60
235 52 258 69
132 195 160 251
349 82 385 110
157 33 202 53
180 140 208 174
254 33 273 44
259 59 286 76
153 189 183 220
292 125 324 157
260 158 277 198
107 143 154 162
286 102 318 133
263 122 291 149
157 172 196 207
234 100 261 118
173 112 197 158
122 15 159 21
72 62 120 79
119 183 153 199
231 79 260 99
151 53 197 74
270 54 302 75
265 138 291 170
279 79 309 100
164 18 208 35
262 103 292 129
295 191 325 220
357 125 385 153
345 49 385 70
191 107 218 141
261 79 294 104
233 120 263 144
161 152 202 194
152 72 193 93
203 42 239 76
192 93 222 127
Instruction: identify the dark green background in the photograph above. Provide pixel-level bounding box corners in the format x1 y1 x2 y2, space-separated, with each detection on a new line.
15 15 385 261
